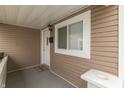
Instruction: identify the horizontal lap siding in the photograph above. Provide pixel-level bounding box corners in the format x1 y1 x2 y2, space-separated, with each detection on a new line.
51 5 118 88
0 24 40 71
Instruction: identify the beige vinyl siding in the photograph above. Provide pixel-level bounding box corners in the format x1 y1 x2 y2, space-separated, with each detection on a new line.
50 5 118 87
0 23 40 72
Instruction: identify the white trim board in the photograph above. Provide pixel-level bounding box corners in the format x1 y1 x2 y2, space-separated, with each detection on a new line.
40 29 43 65
50 69 78 88
119 5 124 79
7 64 39 73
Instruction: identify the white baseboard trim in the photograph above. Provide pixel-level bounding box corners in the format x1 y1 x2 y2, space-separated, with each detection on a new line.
7 64 40 73
50 69 78 88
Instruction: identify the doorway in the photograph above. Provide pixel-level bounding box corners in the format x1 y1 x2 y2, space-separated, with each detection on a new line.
41 28 50 67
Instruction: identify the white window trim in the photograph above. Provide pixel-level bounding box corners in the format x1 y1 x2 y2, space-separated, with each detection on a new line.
55 10 91 59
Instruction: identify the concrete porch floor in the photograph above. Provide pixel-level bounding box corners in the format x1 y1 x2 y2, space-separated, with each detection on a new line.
6 67 74 88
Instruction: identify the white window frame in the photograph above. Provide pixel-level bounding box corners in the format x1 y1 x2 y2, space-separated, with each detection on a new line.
55 10 91 59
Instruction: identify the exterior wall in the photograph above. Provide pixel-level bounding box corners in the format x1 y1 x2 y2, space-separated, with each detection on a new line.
0 23 40 72
50 5 118 87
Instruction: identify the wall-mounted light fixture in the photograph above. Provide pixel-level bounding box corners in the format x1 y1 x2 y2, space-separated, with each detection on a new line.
48 24 53 31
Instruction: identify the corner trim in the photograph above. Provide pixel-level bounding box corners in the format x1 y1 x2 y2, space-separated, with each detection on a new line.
7 64 39 73
50 69 78 88
119 5 124 78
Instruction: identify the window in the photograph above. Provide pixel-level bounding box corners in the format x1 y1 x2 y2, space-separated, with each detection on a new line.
69 21 83 50
58 26 67 49
55 10 91 59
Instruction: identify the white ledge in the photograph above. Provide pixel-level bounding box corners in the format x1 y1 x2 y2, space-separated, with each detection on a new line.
81 69 123 88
